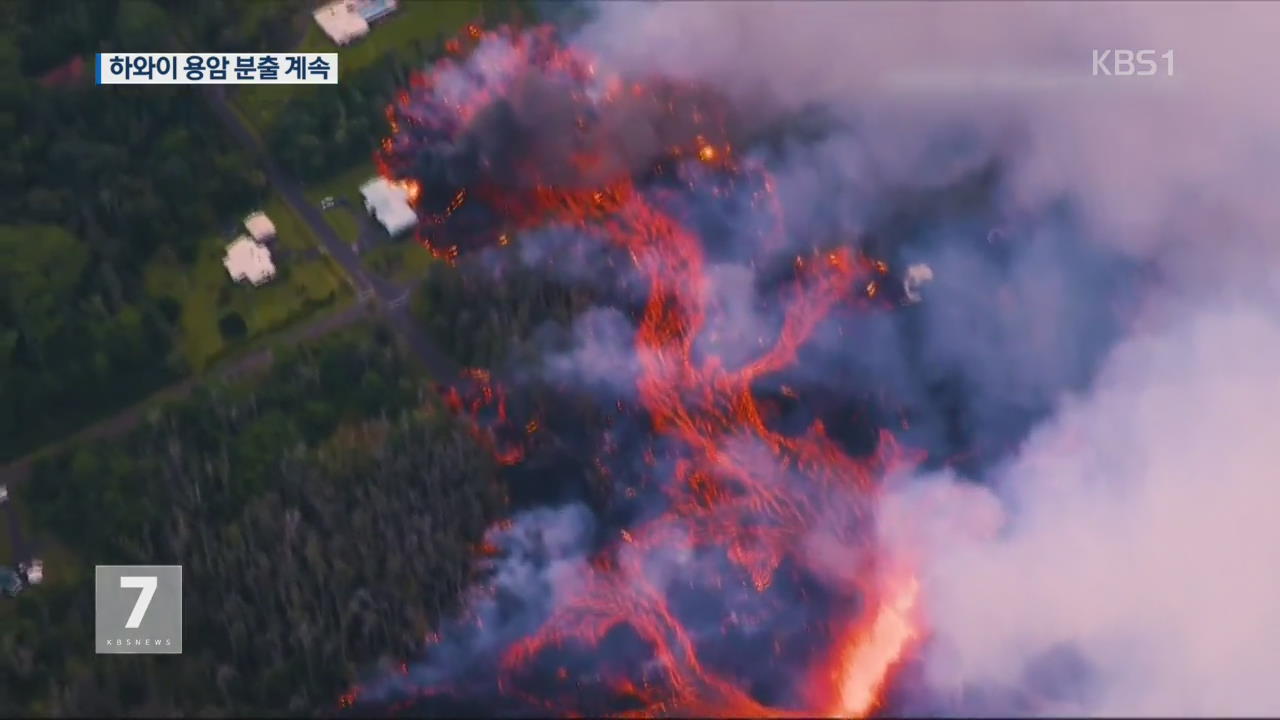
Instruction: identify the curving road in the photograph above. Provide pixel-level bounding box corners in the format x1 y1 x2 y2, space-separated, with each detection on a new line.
199 86 461 380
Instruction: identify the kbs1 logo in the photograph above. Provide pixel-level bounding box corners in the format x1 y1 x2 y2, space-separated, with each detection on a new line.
1092 49 1174 77
95 565 182 654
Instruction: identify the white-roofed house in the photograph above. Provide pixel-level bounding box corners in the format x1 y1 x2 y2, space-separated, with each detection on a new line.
243 211 276 244
360 176 417 237
312 1 370 46
223 236 277 286
313 0 401 46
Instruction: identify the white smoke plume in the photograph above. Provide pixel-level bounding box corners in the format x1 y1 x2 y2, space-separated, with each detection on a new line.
880 306 1280 715
579 0 1280 288
571 1 1280 714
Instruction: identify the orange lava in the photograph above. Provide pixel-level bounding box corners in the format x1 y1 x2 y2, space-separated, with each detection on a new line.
368 23 928 718
824 575 922 718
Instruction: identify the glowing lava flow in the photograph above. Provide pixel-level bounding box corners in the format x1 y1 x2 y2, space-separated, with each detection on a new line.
825 576 922 717
483 182 923 717
367 23 928 718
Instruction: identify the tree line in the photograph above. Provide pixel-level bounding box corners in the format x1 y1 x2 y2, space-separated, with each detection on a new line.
1 325 507 716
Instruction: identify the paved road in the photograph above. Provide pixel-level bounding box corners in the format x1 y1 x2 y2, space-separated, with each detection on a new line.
199 86 461 381
0 302 371 538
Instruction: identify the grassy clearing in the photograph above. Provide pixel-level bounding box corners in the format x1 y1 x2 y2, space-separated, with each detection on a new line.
145 197 349 372
262 195 314 251
325 208 362 247
229 257 346 336
364 238 436 282
332 0 481 74
235 0 482 133
304 160 379 243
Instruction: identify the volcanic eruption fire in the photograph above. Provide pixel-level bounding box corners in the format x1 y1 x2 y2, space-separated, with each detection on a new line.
352 23 935 717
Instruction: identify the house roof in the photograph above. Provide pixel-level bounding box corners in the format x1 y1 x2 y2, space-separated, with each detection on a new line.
244 211 276 242
38 56 86 88
356 0 399 23
223 236 276 285
313 1 370 46
360 177 417 236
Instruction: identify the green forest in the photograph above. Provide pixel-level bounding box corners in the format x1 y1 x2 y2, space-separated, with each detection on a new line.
2 325 506 716
0 0 279 460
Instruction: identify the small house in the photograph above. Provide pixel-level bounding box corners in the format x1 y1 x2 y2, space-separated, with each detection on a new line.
360 176 417 237
223 236 277 286
313 0 400 46
243 211 277 244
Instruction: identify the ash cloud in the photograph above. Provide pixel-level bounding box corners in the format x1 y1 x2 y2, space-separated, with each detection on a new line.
395 29 734 200
571 0 1280 715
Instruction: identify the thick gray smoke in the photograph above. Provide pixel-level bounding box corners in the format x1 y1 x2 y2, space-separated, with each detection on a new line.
580 1 1280 285
571 1 1280 715
405 29 734 196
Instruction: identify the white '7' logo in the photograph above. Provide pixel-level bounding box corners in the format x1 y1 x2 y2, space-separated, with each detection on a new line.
120 576 157 629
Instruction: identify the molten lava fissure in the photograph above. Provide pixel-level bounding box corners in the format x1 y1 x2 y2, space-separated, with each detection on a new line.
353 23 933 718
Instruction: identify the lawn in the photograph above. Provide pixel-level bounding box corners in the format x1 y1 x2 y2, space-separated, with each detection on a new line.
262 194 315 251
145 198 350 372
304 160 379 244
235 0 483 133
364 237 436 282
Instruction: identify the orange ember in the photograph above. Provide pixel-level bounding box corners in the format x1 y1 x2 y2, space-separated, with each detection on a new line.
395 178 422 205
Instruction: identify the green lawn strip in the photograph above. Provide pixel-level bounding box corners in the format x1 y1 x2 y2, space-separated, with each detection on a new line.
364 239 436 283
334 0 480 74
234 0 482 134
304 160 379 243
229 259 341 333
261 195 313 251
